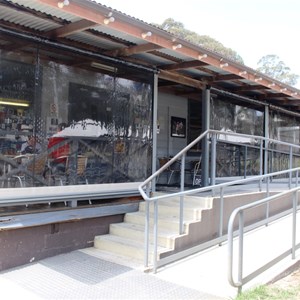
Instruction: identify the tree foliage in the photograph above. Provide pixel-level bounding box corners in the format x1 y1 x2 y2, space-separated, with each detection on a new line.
155 18 244 64
257 54 299 86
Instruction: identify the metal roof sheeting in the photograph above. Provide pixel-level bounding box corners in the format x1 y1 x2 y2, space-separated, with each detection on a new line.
1 0 300 113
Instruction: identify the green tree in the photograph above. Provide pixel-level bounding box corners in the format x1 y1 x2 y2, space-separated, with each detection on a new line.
257 54 299 86
156 18 244 64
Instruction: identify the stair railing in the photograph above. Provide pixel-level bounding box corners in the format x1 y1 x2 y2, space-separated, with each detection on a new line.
228 182 300 294
138 129 300 272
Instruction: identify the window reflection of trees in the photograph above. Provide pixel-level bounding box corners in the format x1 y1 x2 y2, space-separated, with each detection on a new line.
211 98 264 177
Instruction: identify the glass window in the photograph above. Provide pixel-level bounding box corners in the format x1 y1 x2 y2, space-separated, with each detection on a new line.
211 96 264 177
0 33 153 188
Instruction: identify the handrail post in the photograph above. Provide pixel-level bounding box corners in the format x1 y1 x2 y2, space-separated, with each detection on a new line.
292 191 297 259
180 154 186 234
153 199 158 273
289 146 293 188
264 139 269 181
266 175 270 224
144 182 151 269
238 211 244 295
259 140 263 191
219 187 224 241
243 145 247 178
180 154 186 192
211 133 217 194
144 200 150 268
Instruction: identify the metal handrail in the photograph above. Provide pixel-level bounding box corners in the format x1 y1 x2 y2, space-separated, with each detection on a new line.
140 129 300 201
138 129 300 273
228 185 300 294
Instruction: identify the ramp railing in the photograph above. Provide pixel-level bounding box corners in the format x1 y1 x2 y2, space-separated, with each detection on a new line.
227 183 300 294
139 130 300 273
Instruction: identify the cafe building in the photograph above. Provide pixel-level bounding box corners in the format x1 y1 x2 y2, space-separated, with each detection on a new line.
1 0 300 270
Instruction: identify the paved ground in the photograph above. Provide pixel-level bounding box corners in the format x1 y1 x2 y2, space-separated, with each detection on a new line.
0 210 299 300
0 248 225 300
0 180 299 299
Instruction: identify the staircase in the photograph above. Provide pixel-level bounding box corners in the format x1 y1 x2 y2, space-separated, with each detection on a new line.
94 193 213 263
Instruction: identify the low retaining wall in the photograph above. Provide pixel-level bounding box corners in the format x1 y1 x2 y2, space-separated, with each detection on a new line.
0 202 139 271
164 190 298 257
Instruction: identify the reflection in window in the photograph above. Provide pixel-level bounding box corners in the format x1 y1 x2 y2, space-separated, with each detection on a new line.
211 97 264 139
0 46 153 188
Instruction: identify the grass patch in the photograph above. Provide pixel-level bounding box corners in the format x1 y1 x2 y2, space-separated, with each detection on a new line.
234 285 300 300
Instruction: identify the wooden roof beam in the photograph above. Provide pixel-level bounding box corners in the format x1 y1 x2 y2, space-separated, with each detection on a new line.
46 19 98 38
105 43 162 57
159 70 205 89
231 85 268 92
159 60 207 71
269 100 300 106
214 74 243 81
259 93 288 100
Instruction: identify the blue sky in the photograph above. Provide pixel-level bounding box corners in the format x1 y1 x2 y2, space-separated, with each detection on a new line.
97 0 300 88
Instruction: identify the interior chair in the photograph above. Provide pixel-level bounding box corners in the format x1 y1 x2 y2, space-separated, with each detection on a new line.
181 156 202 186
167 159 181 185
53 155 89 204
157 157 168 184
192 156 202 186
53 155 88 185
157 157 181 185
12 154 48 187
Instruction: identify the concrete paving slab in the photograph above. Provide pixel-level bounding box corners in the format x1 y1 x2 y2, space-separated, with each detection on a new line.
0 211 299 300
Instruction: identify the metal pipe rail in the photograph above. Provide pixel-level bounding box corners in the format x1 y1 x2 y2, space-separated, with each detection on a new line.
139 167 300 272
0 183 141 208
141 129 300 203
228 186 300 294
139 129 300 273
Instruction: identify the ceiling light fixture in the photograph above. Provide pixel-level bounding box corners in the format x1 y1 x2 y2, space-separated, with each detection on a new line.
57 0 69 8
268 83 275 87
172 43 182 50
0 98 30 107
91 62 117 72
198 54 207 60
255 77 262 82
239 70 247 75
280 87 287 92
141 31 152 39
292 92 298 96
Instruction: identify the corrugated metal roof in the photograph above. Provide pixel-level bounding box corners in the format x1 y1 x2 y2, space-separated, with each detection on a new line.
1 0 300 113
9 0 80 21
0 5 56 31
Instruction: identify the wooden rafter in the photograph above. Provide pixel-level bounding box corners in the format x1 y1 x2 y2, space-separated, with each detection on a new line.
105 43 163 57
213 74 243 81
231 85 268 92
159 60 207 71
46 19 98 38
159 70 205 89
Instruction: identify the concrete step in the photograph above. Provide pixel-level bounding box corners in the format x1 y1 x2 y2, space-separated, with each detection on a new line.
93 194 214 265
109 222 178 248
139 201 203 220
151 193 213 209
94 234 170 261
124 211 189 232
